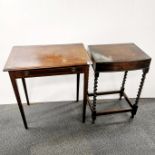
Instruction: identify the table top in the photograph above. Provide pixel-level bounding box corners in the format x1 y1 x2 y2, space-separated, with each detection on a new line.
88 43 151 71
4 43 91 71
88 43 151 63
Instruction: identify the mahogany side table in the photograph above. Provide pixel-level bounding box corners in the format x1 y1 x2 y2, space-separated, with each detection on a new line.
87 43 151 123
4 43 91 129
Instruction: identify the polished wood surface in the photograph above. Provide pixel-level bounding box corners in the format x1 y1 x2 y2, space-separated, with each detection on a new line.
4 43 90 129
88 43 151 123
89 43 151 63
4 43 91 71
88 43 151 71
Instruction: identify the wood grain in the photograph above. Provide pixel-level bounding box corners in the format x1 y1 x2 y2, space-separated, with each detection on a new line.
88 43 151 71
4 43 91 71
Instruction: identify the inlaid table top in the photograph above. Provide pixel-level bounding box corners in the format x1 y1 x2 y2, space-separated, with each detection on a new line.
88 43 151 71
4 43 91 71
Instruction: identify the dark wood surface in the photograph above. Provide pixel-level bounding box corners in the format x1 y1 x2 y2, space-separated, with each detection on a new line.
4 43 91 71
4 43 90 129
88 43 151 123
88 43 151 71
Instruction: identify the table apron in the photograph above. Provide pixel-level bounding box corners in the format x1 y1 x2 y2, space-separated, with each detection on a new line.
9 66 88 78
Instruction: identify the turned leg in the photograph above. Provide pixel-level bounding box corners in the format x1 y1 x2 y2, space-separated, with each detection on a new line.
131 68 149 118
76 73 80 102
9 73 28 129
92 72 99 124
120 71 128 100
82 67 89 123
22 78 30 105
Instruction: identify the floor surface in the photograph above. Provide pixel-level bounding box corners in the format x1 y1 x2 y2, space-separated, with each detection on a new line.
0 99 155 155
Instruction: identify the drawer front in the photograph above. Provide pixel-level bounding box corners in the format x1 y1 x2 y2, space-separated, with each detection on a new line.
13 66 84 78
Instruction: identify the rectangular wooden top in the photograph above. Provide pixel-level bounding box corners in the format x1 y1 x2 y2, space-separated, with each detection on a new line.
4 43 91 71
88 43 151 71
88 43 151 63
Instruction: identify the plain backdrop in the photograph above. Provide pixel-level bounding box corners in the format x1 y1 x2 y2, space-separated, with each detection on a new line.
0 0 155 105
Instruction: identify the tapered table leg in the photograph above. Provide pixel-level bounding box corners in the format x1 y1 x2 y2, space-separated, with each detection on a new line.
9 73 28 129
76 73 80 102
82 66 89 123
22 78 30 105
